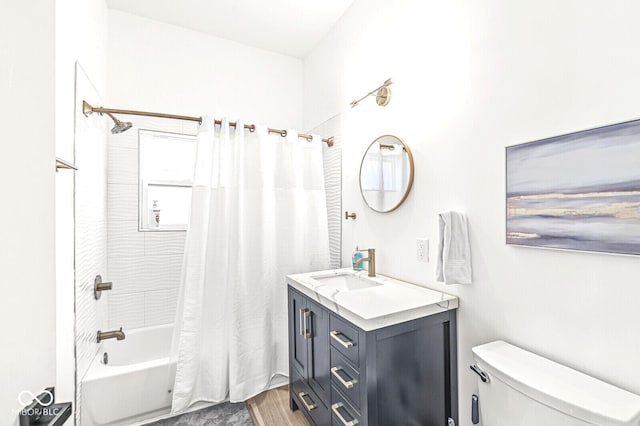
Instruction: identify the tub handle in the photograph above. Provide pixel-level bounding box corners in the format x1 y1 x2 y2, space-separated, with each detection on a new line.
470 364 489 383
94 275 113 300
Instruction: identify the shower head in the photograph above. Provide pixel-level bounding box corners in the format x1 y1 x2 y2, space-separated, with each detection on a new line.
82 101 133 134
105 113 133 134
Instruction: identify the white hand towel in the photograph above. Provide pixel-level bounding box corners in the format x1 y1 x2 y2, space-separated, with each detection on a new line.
436 211 472 284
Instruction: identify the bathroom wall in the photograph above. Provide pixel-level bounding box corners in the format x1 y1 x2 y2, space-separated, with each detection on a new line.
73 67 109 425
304 0 640 424
309 115 343 268
108 10 303 129
105 10 304 329
105 116 193 330
55 0 109 416
0 3 56 425
55 2 109 423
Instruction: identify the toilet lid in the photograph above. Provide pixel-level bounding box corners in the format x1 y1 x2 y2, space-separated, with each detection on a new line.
472 341 640 426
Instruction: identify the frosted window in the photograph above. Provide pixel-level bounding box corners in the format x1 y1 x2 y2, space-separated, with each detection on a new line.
139 130 196 230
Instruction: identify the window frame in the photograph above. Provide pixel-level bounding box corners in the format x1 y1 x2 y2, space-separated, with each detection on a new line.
138 129 197 232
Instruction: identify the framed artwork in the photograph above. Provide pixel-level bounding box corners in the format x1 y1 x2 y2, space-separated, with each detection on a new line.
506 119 640 255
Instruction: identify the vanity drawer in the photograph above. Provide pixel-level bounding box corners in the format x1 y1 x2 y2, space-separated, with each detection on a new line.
329 314 360 366
331 385 361 426
330 348 360 409
291 369 329 426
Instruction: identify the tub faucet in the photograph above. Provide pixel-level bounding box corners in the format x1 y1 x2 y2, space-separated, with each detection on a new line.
97 327 125 343
355 248 376 277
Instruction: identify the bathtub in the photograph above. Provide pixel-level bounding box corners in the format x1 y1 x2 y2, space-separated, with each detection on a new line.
81 324 176 426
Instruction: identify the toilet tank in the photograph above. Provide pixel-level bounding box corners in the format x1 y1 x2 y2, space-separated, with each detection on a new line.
472 341 640 426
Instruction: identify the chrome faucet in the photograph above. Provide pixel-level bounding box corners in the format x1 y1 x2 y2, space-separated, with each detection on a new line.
97 327 125 343
355 248 376 277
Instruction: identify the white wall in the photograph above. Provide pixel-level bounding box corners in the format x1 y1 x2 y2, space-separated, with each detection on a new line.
0 3 56 425
55 0 109 413
304 0 640 424
108 10 303 129
55 1 108 421
105 10 304 328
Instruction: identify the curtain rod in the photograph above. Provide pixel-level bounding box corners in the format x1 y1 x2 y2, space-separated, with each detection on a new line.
82 101 334 147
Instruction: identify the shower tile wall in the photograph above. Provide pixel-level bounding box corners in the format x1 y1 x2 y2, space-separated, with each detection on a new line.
106 117 196 330
74 65 109 424
312 115 343 268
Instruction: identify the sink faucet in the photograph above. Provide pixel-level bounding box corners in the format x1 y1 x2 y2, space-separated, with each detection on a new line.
97 327 125 343
355 248 376 277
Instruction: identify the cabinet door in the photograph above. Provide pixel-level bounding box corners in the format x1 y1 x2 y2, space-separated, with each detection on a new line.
307 299 331 407
289 290 308 379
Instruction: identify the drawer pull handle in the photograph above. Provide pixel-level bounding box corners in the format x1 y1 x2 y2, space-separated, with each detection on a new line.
303 309 311 339
299 309 310 339
331 367 357 389
330 331 354 348
298 392 316 411
299 309 303 337
332 402 358 426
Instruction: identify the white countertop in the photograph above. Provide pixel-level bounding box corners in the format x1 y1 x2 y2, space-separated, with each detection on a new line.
286 268 459 331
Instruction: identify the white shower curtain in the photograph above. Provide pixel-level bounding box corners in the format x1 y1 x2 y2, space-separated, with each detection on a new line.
170 117 330 413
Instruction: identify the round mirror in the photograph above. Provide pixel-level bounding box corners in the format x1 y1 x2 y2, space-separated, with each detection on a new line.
359 135 414 212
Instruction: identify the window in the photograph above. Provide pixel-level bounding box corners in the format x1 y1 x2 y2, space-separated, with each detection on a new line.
139 130 197 231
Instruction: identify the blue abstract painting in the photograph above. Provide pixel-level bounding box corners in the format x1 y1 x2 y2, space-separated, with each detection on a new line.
506 119 640 255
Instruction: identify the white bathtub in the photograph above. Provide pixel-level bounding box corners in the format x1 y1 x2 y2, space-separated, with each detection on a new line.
81 324 176 426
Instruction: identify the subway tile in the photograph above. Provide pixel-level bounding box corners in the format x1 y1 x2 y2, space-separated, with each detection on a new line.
145 231 186 256
145 288 179 327
107 220 144 259
107 146 138 184
108 292 145 330
107 183 139 222
108 254 182 294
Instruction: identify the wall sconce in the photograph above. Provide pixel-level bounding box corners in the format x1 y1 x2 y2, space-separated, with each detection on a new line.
350 79 392 108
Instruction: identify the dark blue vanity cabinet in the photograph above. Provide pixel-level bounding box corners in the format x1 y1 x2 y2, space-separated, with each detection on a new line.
289 288 331 425
288 286 458 426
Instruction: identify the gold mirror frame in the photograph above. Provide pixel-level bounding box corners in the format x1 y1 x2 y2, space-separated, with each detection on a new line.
359 135 415 213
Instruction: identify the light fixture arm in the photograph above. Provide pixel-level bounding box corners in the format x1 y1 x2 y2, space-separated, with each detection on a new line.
350 78 392 108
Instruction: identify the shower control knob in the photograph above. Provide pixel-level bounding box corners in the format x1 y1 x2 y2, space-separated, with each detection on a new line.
94 275 113 300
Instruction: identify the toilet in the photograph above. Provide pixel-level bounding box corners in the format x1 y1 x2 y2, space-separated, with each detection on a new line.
472 341 640 425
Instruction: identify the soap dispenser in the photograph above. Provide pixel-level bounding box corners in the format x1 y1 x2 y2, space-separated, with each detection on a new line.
151 200 161 229
352 246 363 270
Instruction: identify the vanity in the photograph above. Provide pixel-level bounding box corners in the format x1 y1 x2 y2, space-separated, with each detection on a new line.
287 269 459 426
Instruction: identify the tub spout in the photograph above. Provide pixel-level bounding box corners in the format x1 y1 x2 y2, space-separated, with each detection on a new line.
97 327 125 343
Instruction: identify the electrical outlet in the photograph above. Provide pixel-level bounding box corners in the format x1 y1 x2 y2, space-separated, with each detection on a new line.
416 238 428 262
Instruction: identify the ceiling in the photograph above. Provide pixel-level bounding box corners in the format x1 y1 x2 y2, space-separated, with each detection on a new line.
106 0 354 58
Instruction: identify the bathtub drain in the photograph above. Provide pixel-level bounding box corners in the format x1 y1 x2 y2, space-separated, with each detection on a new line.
103 352 109 365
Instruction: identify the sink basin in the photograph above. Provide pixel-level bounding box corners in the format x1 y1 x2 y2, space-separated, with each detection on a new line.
312 273 382 291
